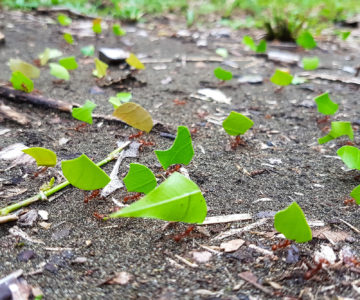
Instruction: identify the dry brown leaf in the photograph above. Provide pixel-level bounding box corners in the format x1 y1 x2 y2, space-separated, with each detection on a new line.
312 227 351 243
220 239 245 252
113 102 153 132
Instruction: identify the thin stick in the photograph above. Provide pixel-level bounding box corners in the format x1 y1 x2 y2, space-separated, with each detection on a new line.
0 142 130 216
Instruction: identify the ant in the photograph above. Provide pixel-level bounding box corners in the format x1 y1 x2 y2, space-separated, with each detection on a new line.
33 166 48 178
173 99 187 106
129 131 143 139
272 239 291 251
316 115 330 125
84 190 100 203
123 192 142 203
74 123 87 132
165 164 181 176
230 136 246 150
344 197 356 205
173 225 195 242
190 128 198 136
93 211 105 220
138 139 155 151
304 259 328 280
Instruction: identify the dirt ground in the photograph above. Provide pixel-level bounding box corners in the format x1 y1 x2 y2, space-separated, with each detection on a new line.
0 9 360 299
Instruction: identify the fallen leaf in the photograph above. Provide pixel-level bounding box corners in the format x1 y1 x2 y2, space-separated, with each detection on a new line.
220 239 245 252
104 272 133 285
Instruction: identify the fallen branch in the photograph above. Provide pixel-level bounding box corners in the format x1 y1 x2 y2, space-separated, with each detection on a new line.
0 142 130 217
0 84 73 112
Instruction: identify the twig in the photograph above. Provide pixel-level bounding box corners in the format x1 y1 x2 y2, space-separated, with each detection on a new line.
200 213 252 225
174 254 198 268
0 85 73 112
213 218 268 240
238 271 273 296
0 142 130 216
339 218 360 234
0 101 29 125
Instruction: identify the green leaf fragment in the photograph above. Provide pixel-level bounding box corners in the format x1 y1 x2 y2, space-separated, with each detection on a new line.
296 31 317 49
92 19 102 34
314 92 338 115
72 100 97 124
9 58 40 79
126 53 145 70
22 147 57 167
341 31 351 40
92 58 108 78
63 33 74 44
49 63 70 80
57 14 72 26
38 48 63 66
124 163 157 194
40 177 55 192
214 67 233 81
61 154 110 190
10 71 34 93
242 35 256 51
222 111 254 136
274 202 312 243
109 172 207 224
350 185 360 205
215 48 228 58
291 76 307 85
256 40 267 53
59 56 78 70
318 121 353 144
109 92 132 109
337 146 360 170
270 69 293 86
81 45 95 57
155 126 194 170
113 24 126 36
302 56 319 70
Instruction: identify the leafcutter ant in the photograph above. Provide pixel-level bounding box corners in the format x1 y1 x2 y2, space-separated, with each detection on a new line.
173 225 195 242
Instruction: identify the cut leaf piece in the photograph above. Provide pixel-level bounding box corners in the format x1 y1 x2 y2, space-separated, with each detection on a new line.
113 24 126 36
22 147 57 167
124 163 157 194
270 69 293 86
314 92 338 115
109 172 207 223
38 48 63 66
92 18 102 34
337 146 360 170
155 126 194 170
10 71 34 93
59 56 78 70
9 58 40 79
274 202 312 243
215 48 228 58
350 185 360 205
81 45 94 57
222 111 254 136
296 31 316 49
72 100 97 124
318 121 353 144
109 92 132 109
214 67 233 81
63 33 74 44
57 14 72 26
49 63 70 80
61 154 110 190
126 53 145 70
92 58 108 78
113 102 153 132
242 36 267 53
302 56 319 70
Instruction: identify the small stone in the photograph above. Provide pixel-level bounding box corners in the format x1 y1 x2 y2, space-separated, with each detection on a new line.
191 251 212 263
85 240 92 247
17 249 36 262
44 263 58 274
38 222 51 229
38 210 48 221
72 257 87 264
99 48 129 64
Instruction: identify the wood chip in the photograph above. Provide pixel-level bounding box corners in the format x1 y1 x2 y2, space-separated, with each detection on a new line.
0 101 29 125
238 271 273 295
248 244 277 258
300 72 360 85
201 213 252 225
9 226 44 244
0 214 19 224
213 218 268 240
102 272 133 285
